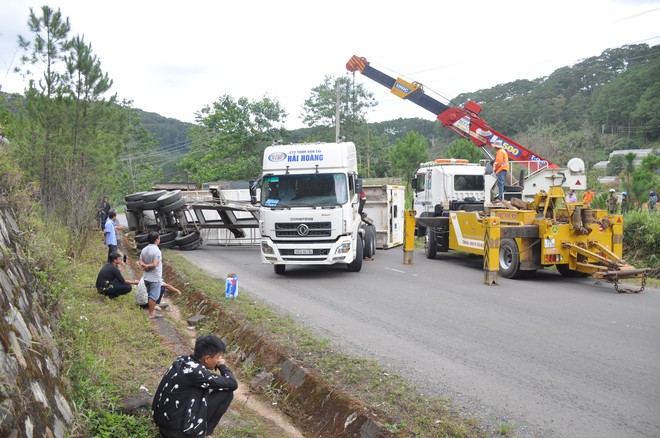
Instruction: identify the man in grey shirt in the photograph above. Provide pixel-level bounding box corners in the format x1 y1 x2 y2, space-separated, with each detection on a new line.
139 231 163 319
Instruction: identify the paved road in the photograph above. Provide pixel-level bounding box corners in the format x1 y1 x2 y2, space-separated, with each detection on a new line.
175 243 660 438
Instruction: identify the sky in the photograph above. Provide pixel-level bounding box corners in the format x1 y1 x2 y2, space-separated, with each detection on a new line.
1 0 659 130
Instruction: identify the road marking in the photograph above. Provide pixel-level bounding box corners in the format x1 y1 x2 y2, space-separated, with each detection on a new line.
383 267 417 276
386 267 405 273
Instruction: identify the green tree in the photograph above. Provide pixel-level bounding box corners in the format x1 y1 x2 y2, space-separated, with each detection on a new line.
606 154 626 177
15 5 72 211
445 138 483 163
388 131 429 182
622 152 636 198
630 154 660 210
301 75 376 141
12 6 119 255
180 94 287 184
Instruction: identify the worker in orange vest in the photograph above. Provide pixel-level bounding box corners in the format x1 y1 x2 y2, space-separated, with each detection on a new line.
493 143 509 202
582 189 594 206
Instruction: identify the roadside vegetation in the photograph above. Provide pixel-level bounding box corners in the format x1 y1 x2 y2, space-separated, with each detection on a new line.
166 252 484 437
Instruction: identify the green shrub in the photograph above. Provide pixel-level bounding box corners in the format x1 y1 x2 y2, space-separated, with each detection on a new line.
623 210 660 274
86 410 156 438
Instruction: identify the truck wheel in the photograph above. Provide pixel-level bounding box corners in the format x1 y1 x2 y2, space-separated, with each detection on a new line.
159 198 186 213
363 225 376 259
157 190 182 207
125 191 147 202
274 264 286 275
126 200 144 210
425 227 437 259
142 190 168 202
175 231 200 247
347 237 363 272
499 238 521 279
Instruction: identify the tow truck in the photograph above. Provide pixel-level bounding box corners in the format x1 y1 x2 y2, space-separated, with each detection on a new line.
346 56 649 291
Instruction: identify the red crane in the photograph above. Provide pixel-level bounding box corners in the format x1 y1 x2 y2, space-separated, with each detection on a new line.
346 55 558 169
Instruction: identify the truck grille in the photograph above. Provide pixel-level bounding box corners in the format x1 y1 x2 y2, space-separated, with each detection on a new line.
279 248 330 256
275 222 332 238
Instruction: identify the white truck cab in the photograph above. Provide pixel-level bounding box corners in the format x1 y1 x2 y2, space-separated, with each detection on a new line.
254 142 372 274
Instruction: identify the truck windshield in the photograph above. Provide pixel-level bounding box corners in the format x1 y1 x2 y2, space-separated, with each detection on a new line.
262 173 348 207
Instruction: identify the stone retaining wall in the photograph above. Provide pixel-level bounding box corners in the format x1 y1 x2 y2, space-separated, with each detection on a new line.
0 199 74 437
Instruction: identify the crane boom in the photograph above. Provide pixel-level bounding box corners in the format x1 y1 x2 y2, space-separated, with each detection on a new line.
346 55 558 169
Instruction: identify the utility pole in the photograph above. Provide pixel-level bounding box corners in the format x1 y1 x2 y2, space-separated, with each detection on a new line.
335 79 341 142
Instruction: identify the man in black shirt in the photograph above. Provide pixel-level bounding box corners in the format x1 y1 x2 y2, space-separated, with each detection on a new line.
96 252 138 298
153 334 238 437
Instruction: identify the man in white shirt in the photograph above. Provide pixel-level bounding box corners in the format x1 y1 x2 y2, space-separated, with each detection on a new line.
139 231 163 319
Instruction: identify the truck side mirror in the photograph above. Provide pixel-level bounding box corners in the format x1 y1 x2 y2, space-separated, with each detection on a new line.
356 178 363 195
411 177 417 190
249 179 257 205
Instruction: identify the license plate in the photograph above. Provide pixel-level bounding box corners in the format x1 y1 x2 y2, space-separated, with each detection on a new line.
294 249 313 255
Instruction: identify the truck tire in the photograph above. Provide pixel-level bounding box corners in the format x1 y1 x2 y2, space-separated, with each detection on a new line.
159 232 177 243
178 237 202 251
135 232 149 243
143 200 160 210
425 226 437 259
159 239 177 249
347 237 363 272
157 190 182 207
142 190 168 202
125 200 144 211
125 191 147 202
274 264 286 275
363 224 376 259
159 198 186 214
499 238 521 279
175 232 200 247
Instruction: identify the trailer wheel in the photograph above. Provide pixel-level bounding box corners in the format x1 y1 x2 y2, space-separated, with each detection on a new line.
425 226 437 259
499 238 522 279
347 237 363 272
363 224 376 259
274 264 286 275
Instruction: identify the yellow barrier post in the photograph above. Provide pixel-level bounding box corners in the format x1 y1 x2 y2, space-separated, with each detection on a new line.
403 209 416 265
483 216 500 285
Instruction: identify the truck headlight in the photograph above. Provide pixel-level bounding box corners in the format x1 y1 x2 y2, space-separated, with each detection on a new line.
335 241 351 254
261 241 274 254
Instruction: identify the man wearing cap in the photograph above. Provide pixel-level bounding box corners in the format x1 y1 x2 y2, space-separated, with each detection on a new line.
607 189 618 214
649 191 658 212
492 143 509 202
620 192 629 214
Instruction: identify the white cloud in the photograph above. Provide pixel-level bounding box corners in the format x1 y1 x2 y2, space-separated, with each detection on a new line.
2 0 659 129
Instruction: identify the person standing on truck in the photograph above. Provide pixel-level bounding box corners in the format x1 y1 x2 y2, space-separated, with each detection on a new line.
607 189 619 214
566 189 578 203
493 143 509 202
582 189 594 206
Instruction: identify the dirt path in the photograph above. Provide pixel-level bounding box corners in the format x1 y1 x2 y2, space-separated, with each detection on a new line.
150 293 305 437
